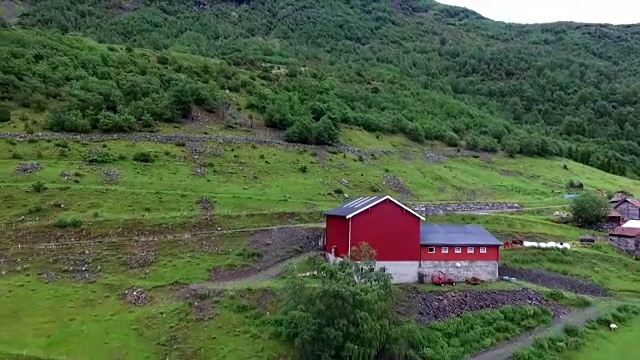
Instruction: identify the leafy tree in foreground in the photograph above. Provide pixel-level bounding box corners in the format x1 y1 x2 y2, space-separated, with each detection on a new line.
570 192 610 227
274 244 419 360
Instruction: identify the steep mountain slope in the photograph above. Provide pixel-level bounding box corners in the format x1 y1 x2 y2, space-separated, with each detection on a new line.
4 0 640 176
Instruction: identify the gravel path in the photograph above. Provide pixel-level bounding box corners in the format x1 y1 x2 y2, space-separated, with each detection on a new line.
466 306 601 360
192 253 312 290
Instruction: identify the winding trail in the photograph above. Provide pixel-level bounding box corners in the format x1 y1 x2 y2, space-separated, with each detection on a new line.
195 253 312 290
466 305 602 360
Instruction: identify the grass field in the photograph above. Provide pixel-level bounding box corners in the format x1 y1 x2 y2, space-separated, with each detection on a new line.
561 316 640 360
2 116 640 358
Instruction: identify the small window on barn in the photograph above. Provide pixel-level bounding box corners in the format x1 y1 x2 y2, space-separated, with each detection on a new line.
455 247 462 253
467 247 475 253
441 247 449 254
428 247 436 254
480 247 487 254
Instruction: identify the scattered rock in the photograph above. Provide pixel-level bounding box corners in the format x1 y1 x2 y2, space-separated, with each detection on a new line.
193 166 208 176
196 197 215 218
41 271 60 282
412 203 522 215
121 287 151 306
74 272 99 283
383 174 415 200
15 162 42 175
499 267 608 297
100 168 120 184
425 151 447 163
127 240 157 269
59 170 73 180
396 288 568 324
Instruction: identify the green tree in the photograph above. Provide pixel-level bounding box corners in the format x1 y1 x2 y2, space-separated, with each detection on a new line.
274 244 414 360
570 192 610 227
0 107 10 123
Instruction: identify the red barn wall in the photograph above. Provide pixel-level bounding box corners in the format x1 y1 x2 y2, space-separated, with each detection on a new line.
350 200 421 261
325 215 349 257
420 245 500 262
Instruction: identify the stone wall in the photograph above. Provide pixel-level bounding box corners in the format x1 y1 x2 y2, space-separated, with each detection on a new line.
419 260 499 282
609 236 640 255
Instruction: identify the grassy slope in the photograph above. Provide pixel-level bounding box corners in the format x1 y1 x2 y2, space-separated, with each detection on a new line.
502 244 640 296
561 316 640 360
1 126 638 231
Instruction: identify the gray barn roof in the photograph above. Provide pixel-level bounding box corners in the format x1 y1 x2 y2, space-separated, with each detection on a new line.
325 195 425 220
420 224 502 246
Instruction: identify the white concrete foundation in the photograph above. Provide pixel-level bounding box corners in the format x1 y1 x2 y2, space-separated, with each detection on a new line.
375 261 420 283
323 254 419 283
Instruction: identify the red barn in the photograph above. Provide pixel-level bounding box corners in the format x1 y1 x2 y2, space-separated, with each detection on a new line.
325 195 425 282
325 195 502 283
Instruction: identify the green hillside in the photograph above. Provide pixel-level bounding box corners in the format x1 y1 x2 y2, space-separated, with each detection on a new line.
3 0 640 177
2 2 640 360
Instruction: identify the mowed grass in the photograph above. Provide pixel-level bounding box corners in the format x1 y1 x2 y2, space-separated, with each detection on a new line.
1 126 639 228
561 316 640 360
502 244 640 296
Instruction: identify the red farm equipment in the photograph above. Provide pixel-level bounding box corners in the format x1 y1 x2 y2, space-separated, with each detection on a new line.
431 271 456 286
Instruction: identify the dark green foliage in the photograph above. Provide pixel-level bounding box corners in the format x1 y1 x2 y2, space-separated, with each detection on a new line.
570 192 610 226
31 181 46 193
0 107 10 122
273 246 411 360
83 148 117 164
417 306 553 360
132 151 154 163
8 0 640 176
1 29 228 133
54 216 83 228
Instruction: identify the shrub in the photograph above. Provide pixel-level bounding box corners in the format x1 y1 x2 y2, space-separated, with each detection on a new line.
54 216 83 228
84 148 117 164
570 192 609 226
132 151 154 163
0 107 10 122
298 165 308 173
31 181 47 193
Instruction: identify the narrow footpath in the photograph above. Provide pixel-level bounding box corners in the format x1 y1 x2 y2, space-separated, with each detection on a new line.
466 306 601 360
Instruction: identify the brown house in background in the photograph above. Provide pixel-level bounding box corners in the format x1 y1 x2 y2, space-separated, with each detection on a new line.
609 226 640 255
610 198 640 220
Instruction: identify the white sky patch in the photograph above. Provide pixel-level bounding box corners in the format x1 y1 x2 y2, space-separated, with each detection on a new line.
436 0 640 25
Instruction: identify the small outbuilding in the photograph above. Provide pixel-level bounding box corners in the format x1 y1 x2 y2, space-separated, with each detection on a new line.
419 224 502 282
324 195 502 283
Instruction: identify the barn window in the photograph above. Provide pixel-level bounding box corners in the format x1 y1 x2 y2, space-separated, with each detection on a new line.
467 247 475 253
441 247 449 254
455 247 462 253
428 247 436 254
480 247 487 253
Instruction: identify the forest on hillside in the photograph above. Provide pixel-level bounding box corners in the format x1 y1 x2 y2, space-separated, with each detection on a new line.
3 0 640 177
